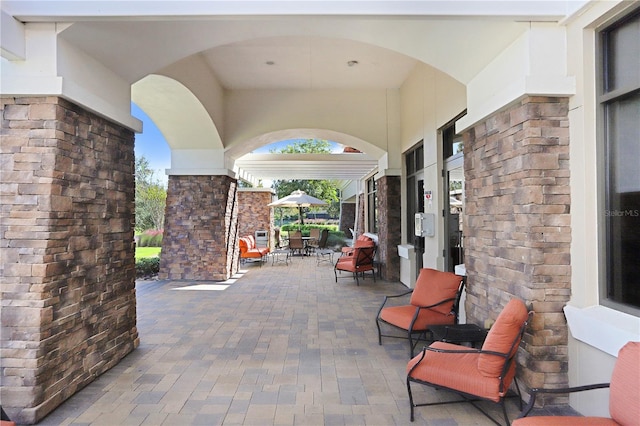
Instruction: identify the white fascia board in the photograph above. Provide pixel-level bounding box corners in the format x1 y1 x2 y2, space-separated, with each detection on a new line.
457 25 576 133
171 149 227 170
1 10 25 60
3 1 572 21
166 168 236 178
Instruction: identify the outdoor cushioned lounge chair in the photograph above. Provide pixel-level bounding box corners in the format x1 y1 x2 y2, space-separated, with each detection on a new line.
406 298 532 425
341 234 375 256
1 407 15 426
376 268 464 357
239 235 269 265
513 340 640 426
334 245 376 285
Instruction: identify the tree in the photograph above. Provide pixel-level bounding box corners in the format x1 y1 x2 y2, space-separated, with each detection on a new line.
270 139 340 224
270 138 332 154
135 156 167 232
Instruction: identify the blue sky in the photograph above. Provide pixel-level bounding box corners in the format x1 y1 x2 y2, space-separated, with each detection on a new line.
132 103 171 186
132 103 344 186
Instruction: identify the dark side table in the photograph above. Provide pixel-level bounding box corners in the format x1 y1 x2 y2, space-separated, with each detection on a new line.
430 323 488 348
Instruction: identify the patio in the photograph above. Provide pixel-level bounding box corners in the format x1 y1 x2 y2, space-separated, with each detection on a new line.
35 255 522 426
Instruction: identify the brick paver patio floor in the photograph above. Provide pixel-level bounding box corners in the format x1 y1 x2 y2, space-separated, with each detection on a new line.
36 254 521 425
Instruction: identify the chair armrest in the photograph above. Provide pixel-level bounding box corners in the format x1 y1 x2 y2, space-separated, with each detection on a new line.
376 290 414 315
517 383 611 418
384 290 414 300
408 344 508 375
408 345 482 375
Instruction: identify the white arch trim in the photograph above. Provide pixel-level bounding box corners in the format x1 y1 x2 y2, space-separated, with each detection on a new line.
226 128 386 163
131 74 222 151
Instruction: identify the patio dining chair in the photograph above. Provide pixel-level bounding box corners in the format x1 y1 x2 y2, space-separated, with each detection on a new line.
309 229 329 251
288 231 305 256
513 340 639 426
406 298 532 425
376 268 464 357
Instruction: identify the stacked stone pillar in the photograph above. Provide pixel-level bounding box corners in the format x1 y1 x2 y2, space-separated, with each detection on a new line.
463 96 571 402
237 189 274 247
376 176 401 281
339 202 355 236
1 97 139 424
159 175 239 281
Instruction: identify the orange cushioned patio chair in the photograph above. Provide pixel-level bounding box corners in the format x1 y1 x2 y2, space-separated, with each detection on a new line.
239 235 269 265
513 340 639 426
376 268 464 357
341 234 374 256
334 245 376 285
406 298 532 425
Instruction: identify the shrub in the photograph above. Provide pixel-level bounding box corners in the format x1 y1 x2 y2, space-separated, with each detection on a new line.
136 256 160 277
281 224 338 236
139 229 163 247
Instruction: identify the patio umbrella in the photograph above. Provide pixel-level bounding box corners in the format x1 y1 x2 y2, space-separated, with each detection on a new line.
268 190 327 225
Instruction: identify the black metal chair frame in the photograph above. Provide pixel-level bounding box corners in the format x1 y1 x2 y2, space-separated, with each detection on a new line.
516 382 610 420
406 312 532 426
375 278 465 357
334 245 376 285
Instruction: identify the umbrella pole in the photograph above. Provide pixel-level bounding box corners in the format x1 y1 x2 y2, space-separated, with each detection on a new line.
298 206 304 229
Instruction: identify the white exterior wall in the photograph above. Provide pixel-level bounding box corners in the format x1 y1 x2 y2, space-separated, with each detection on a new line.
563 0 640 417
399 63 466 270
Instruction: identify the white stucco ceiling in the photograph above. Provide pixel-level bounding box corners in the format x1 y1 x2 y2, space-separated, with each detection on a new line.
201 36 418 90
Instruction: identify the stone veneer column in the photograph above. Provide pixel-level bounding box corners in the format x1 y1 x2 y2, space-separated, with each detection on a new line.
237 189 273 246
160 175 238 281
339 202 355 235
1 97 139 424
357 193 366 235
376 176 401 281
463 96 571 404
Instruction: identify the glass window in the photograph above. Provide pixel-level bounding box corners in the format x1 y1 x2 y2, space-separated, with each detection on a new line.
600 9 640 311
367 177 378 233
405 141 424 249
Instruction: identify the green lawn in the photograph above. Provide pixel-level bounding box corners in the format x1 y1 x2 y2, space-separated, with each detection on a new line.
135 247 161 260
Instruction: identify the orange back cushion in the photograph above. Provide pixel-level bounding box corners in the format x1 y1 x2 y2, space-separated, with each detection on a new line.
478 298 529 378
354 239 375 248
239 237 248 252
409 268 462 315
609 341 640 426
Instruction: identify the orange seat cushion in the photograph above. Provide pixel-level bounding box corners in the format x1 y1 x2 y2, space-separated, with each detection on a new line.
407 341 516 402
512 417 617 426
609 341 640 426
478 298 528 378
410 268 462 315
379 305 455 331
